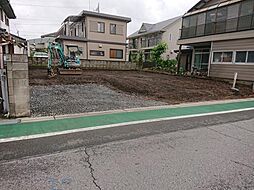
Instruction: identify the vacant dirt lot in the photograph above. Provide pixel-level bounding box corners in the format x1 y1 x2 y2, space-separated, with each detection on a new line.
29 68 254 105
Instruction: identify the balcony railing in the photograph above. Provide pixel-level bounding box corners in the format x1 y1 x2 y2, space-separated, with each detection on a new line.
180 14 254 39
129 43 138 49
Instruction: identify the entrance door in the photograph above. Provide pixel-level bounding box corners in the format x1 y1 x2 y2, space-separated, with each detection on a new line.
193 49 210 72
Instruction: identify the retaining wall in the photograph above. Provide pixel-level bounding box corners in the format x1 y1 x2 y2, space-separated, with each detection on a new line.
28 57 138 70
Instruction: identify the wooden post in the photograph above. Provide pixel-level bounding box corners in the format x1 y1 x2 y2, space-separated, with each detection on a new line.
176 45 182 74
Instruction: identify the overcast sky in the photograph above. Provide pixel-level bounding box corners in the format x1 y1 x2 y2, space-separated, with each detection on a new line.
10 0 199 39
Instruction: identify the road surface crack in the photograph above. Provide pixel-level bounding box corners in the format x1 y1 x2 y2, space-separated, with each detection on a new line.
84 148 102 190
231 160 254 170
207 127 242 141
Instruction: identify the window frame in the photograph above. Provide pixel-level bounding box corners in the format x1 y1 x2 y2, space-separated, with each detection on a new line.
90 50 105 57
235 51 248 63
110 23 117 35
97 22 105 33
212 51 234 64
110 49 124 59
212 50 254 65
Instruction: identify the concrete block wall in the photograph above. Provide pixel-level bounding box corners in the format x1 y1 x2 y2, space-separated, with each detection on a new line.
6 54 30 117
81 60 138 70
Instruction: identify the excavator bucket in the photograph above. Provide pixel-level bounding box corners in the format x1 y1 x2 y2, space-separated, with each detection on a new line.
58 68 82 75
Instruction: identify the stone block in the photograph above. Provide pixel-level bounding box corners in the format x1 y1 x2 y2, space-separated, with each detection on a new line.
13 95 30 104
12 70 29 79
5 54 28 63
13 79 29 88
8 87 14 96
12 63 28 71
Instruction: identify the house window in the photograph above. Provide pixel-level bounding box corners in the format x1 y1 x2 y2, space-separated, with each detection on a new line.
238 0 254 30
5 15 9 26
226 4 240 32
141 38 147 48
196 12 206 36
215 7 227 34
188 15 197 37
205 9 216 35
193 49 210 71
90 50 105 56
110 24 117 34
169 34 172 41
222 52 233 62
97 22 105 33
247 51 254 63
181 17 190 38
235 51 247 63
213 52 223 62
110 49 123 59
213 52 233 63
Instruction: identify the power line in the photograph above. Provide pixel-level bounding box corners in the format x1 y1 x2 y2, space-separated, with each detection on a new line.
12 3 87 9
15 23 60 25
16 18 63 22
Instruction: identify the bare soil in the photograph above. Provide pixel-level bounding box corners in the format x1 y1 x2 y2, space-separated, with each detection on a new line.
29 68 254 104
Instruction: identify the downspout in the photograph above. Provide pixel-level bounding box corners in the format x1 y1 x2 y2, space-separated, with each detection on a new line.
0 41 10 115
177 45 182 74
207 42 213 77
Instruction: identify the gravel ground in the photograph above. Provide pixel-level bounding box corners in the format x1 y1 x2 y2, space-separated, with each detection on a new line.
30 84 167 117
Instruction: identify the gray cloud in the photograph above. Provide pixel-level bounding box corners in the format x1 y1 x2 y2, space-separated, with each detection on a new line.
10 0 199 39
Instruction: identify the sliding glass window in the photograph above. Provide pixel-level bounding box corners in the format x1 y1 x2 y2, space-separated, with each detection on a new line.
216 7 227 34
238 0 254 30
189 15 197 37
205 9 216 35
226 4 240 32
196 13 206 36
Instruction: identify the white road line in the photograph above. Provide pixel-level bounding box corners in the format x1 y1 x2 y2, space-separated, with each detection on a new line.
1 107 254 144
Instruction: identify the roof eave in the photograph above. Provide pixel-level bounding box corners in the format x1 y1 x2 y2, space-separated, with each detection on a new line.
0 0 16 19
128 30 165 39
188 0 210 13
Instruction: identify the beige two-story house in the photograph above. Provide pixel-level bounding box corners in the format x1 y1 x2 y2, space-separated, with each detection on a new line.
178 0 254 81
43 11 131 62
128 16 182 62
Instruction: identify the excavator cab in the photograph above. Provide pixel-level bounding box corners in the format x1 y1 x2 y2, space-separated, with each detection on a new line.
47 42 82 78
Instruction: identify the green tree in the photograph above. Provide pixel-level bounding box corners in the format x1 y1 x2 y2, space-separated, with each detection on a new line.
136 50 144 69
150 42 168 66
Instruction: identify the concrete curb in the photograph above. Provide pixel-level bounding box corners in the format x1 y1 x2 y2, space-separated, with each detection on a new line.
20 98 254 124
0 119 21 126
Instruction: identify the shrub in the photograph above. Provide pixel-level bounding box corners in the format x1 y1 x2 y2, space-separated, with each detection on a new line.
157 59 177 73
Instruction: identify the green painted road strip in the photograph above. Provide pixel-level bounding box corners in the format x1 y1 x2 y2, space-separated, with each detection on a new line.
0 100 254 140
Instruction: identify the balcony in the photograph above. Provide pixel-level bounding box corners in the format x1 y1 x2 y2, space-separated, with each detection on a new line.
180 14 254 39
129 43 138 50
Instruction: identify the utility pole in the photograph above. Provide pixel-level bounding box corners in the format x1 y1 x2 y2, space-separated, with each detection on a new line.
89 0 91 10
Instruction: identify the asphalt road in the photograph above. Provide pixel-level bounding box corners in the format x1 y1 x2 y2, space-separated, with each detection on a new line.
0 110 254 190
